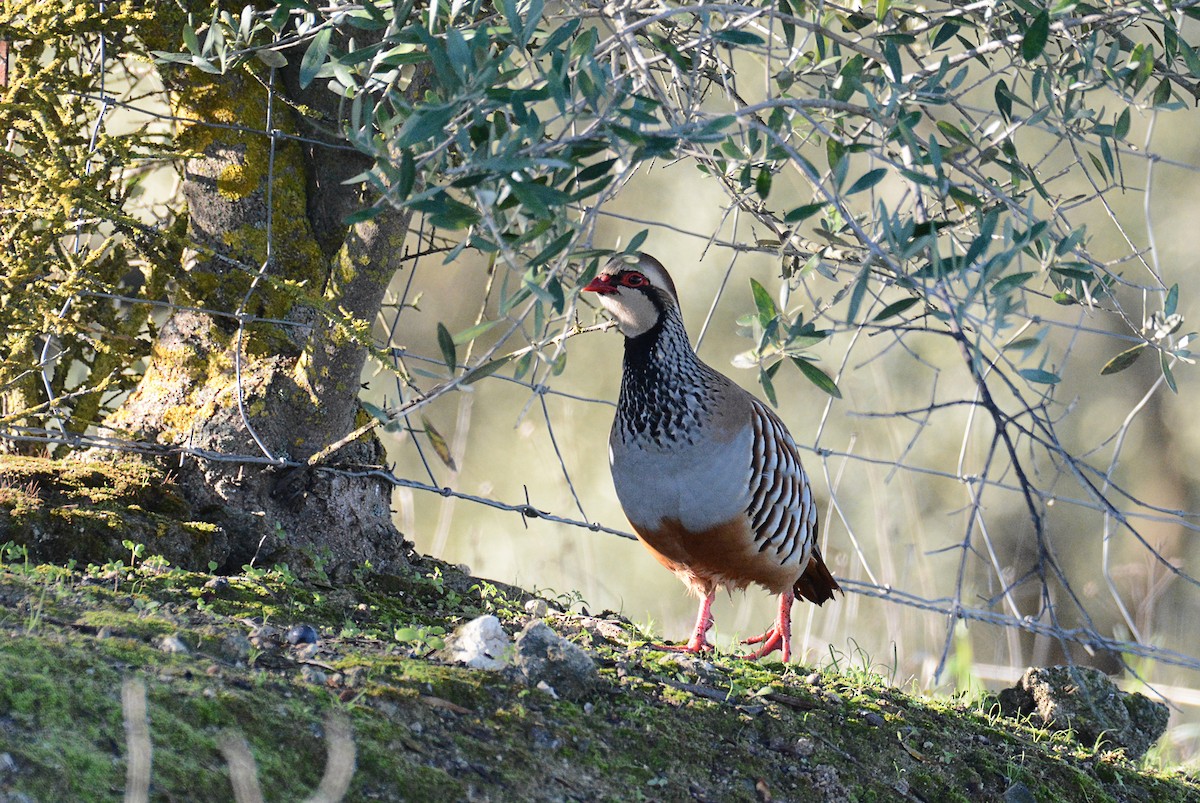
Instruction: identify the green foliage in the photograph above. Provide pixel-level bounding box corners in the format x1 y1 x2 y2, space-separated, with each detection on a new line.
9 0 1199 440
148 0 1197 400
735 278 840 402
0 1 178 445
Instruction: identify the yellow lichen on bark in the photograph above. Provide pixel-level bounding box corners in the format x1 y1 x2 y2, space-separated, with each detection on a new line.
217 161 261 201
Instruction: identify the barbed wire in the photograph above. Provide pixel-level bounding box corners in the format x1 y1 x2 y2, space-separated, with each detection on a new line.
5 421 1200 682
5 1 1200 728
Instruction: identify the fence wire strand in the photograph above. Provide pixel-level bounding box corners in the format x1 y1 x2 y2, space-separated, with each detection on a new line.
4 1 1200 718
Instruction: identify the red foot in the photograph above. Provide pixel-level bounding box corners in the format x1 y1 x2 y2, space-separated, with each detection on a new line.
742 627 789 662
742 592 794 662
649 592 715 655
650 638 713 654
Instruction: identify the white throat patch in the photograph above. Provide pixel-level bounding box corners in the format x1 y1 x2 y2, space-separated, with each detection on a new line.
598 287 660 338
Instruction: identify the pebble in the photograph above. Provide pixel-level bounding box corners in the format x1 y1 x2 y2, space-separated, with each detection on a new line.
514 620 598 701
300 665 327 685
159 634 189 654
294 643 319 661
286 624 319 645
441 615 512 671
524 598 549 617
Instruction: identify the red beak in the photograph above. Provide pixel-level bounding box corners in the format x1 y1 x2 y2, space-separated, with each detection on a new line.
583 274 618 295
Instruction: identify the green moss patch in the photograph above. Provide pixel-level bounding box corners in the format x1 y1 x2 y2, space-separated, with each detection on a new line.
0 456 221 568
0 552 1196 802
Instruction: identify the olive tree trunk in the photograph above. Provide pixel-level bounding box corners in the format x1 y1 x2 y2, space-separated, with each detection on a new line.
101 41 412 575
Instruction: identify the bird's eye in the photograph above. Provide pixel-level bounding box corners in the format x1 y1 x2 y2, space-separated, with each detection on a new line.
621 272 648 288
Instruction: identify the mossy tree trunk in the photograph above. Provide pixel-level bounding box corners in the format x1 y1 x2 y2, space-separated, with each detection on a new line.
100 23 414 575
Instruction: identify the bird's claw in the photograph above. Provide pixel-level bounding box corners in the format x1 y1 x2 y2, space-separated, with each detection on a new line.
742 628 789 662
649 639 713 654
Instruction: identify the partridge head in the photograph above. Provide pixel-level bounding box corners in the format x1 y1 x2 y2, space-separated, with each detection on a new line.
584 252 839 661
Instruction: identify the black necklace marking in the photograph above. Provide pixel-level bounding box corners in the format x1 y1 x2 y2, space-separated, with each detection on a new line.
615 299 721 447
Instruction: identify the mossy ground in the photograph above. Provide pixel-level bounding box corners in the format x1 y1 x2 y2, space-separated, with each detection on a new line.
0 545 1196 802
0 456 219 569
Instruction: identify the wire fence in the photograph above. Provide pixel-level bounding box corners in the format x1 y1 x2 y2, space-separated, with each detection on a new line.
3 2 1200 737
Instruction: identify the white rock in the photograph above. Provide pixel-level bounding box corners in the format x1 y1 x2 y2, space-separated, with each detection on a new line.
524 598 549 617
443 615 511 671
159 634 189 654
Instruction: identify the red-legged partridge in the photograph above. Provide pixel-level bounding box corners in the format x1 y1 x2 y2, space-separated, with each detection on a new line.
584 252 839 661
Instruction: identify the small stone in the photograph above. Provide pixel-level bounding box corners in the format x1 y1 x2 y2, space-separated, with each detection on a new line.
805 672 821 686
203 576 229 591
0 752 17 775
524 598 549 617
286 624 319 645
300 665 327 685
441 615 512 671
219 634 252 662
1004 781 1037 803
160 634 189 654
513 620 598 701
536 680 560 699
248 624 282 648
794 737 815 757
864 711 885 727
294 643 319 661
205 664 220 677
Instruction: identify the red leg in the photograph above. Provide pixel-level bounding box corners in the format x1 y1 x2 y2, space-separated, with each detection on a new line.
742 592 794 662
652 592 715 654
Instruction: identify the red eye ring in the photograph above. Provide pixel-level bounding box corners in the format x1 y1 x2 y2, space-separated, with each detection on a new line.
621 272 648 288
